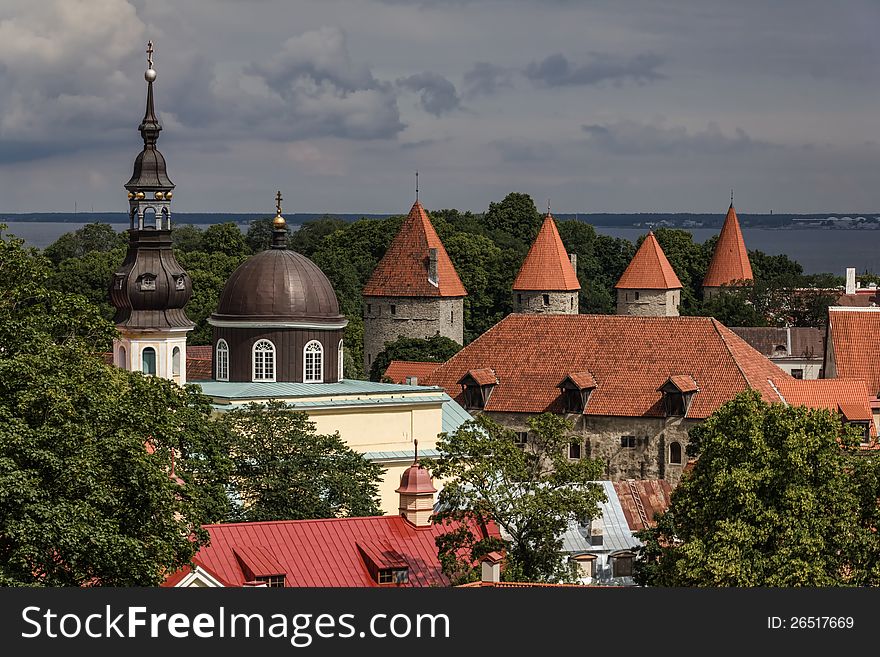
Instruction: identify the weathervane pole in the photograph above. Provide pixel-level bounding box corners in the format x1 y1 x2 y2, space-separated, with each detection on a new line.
415 171 419 202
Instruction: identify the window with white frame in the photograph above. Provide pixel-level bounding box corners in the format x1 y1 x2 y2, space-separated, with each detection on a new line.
337 339 344 380
142 347 157 376
252 339 276 382
304 340 323 383
216 339 229 381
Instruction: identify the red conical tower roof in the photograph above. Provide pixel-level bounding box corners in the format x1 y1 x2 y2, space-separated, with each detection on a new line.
363 201 467 297
704 204 753 288
615 231 682 290
512 213 580 291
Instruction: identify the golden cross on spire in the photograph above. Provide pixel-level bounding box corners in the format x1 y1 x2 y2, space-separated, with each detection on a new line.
275 190 283 216
146 41 154 69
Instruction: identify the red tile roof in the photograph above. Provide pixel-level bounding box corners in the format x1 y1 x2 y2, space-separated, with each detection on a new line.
423 314 788 419
703 204 753 288
165 515 498 587
827 307 880 396
363 201 467 298
512 213 580 292
615 232 682 290
383 360 442 384
613 480 673 532
459 368 498 386
774 378 874 422
664 375 699 393
561 371 597 390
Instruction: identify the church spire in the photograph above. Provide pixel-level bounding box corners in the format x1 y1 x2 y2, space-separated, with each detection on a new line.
126 40 174 193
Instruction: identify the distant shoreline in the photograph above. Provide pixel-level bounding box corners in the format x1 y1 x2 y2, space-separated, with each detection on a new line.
2 212 879 229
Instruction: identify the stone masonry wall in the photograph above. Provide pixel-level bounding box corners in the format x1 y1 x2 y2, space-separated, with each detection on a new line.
513 290 579 314
363 296 464 373
616 289 679 317
485 411 694 487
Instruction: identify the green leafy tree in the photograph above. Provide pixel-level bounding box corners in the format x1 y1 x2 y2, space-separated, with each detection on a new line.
369 335 461 382
245 217 274 253
48 247 126 322
220 401 384 521
698 287 768 326
0 229 229 586
289 216 347 257
444 233 507 341
430 413 606 583
201 222 250 257
635 391 880 587
650 228 711 313
171 224 204 253
176 251 249 345
483 192 542 246
43 222 126 266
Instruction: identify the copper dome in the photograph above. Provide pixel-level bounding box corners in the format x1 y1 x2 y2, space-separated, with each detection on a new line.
211 249 347 326
396 463 437 495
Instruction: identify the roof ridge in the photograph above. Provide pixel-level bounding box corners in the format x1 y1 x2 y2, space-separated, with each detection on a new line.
710 318 756 394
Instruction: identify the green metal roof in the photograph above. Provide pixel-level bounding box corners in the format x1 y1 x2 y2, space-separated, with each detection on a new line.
441 396 474 435
364 448 441 463
193 378 443 401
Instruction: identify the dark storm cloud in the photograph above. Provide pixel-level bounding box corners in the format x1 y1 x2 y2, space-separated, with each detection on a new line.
396 72 461 116
524 52 665 87
462 62 514 98
580 121 774 156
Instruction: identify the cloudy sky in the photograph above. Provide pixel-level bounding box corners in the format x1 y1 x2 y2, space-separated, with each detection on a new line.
2 0 880 214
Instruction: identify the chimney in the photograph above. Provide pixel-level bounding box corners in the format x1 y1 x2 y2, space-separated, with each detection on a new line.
846 268 856 295
480 551 503 584
569 253 577 270
427 248 439 286
589 520 604 546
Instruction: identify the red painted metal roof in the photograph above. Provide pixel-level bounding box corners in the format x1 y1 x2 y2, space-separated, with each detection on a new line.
513 214 580 292
363 201 467 298
167 515 499 587
615 232 682 290
703 204 753 288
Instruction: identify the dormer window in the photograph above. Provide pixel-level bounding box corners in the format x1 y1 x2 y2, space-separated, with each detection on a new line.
658 375 699 417
557 372 597 414
255 575 285 588
377 569 409 585
458 369 498 410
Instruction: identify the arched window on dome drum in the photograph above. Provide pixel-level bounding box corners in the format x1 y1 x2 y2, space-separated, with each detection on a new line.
252 339 276 382
172 346 181 376
142 347 157 376
216 339 229 381
304 340 323 383
118 345 127 368
338 339 344 380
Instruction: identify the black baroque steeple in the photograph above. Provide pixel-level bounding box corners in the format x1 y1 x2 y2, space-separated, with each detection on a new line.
110 42 193 331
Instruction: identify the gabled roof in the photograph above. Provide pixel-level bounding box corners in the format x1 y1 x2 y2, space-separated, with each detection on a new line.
559 371 597 390
167 515 499 587
458 368 498 386
826 307 880 396
512 213 580 292
383 360 442 384
615 232 682 290
661 374 699 394
363 201 466 298
423 314 788 419
703 204 753 288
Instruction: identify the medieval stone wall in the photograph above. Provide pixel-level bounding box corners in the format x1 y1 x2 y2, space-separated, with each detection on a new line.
513 290 579 314
616 289 679 317
485 410 694 487
363 296 464 373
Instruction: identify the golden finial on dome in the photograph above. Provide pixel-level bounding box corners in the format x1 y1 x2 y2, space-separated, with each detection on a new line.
273 190 286 228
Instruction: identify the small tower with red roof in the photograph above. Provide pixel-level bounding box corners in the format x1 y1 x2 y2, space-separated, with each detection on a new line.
512 212 580 314
396 441 437 527
615 231 683 317
362 199 467 374
703 200 753 299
